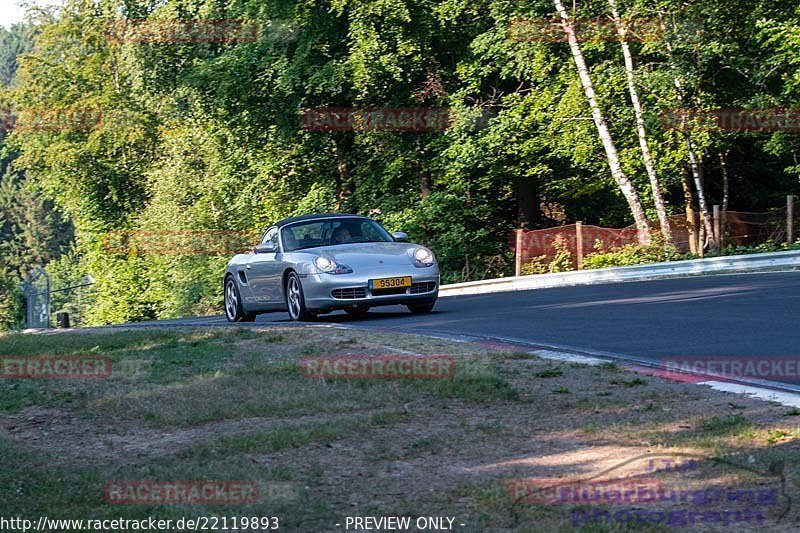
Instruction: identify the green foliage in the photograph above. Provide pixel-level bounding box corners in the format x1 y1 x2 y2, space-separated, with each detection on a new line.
565 238 800 272
0 265 24 330
520 235 574 275
0 0 798 325
0 160 72 330
45 251 95 327
715 240 800 256
519 255 549 275
701 414 749 433
583 241 680 269
0 167 73 273
0 23 34 86
534 367 563 378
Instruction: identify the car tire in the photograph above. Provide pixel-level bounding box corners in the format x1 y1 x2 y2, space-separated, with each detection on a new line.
344 306 370 318
407 301 436 314
286 272 313 321
224 276 256 322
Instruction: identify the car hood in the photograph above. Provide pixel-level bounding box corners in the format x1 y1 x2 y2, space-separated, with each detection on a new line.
301 242 426 267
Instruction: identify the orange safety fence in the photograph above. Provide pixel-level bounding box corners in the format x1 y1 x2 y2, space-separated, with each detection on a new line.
512 210 790 267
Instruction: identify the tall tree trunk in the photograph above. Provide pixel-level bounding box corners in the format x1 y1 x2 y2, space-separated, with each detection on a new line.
517 179 537 229
719 150 730 248
681 167 698 254
554 0 651 244
657 12 717 250
677 88 716 250
609 0 671 244
420 169 432 199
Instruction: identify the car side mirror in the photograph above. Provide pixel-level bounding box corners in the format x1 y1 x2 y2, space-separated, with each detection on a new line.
392 231 409 242
254 242 277 254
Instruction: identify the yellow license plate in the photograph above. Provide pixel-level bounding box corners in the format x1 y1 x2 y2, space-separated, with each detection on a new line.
371 276 412 290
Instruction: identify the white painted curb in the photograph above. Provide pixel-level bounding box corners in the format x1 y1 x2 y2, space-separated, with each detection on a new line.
439 250 800 297
699 381 800 408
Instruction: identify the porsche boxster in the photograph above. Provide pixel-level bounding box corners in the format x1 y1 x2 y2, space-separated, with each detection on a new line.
223 214 439 321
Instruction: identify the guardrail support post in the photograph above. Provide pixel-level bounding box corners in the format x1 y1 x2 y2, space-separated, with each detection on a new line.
576 221 584 269
713 205 720 249
56 312 70 329
788 195 795 245
515 229 523 276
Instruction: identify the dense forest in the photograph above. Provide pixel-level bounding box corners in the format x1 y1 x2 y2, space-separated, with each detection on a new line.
0 0 798 328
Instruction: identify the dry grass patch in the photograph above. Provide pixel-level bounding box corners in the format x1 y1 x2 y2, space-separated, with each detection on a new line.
0 326 798 531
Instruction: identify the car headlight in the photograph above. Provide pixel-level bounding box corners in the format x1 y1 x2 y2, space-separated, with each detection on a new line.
314 256 353 274
411 247 435 267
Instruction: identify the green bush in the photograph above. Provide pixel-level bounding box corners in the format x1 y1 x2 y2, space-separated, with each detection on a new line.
582 242 679 269
519 235 574 275
582 238 800 271
0 268 25 331
714 239 800 256
520 255 549 275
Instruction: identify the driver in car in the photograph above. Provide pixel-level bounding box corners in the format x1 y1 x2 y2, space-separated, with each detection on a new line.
332 226 352 244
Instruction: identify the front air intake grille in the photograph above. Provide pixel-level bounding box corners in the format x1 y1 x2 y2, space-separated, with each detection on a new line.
409 282 437 294
372 286 407 296
332 287 367 299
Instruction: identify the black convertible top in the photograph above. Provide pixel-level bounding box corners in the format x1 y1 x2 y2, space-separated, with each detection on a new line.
274 213 367 227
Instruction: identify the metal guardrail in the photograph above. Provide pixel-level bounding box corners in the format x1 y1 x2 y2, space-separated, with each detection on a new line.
439 250 800 297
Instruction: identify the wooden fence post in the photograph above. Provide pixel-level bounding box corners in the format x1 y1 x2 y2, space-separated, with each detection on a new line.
788 195 795 245
575 221 584 270
713 205 720 249
515 229 523 276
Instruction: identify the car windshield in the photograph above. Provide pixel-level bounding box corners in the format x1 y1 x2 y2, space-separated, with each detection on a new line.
280 218 394 251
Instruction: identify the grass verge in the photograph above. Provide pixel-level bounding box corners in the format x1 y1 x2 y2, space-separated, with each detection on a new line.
1 326 798 531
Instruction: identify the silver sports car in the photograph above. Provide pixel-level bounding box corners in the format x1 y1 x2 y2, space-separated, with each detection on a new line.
223 213 439 321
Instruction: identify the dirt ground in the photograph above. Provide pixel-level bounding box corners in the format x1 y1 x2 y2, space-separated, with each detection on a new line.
1 326 798 531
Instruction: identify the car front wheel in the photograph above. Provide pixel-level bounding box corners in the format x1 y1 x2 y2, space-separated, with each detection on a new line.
407 301 436 314
286 272 313 321
225 277 256 322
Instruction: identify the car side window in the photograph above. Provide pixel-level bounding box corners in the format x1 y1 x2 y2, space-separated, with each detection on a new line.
361 222 382 241
261 227 278 245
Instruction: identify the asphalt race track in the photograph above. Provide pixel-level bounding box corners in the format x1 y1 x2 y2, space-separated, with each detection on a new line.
119 271 800 386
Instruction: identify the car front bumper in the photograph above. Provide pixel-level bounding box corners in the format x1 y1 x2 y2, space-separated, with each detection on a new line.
300 266 439 312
